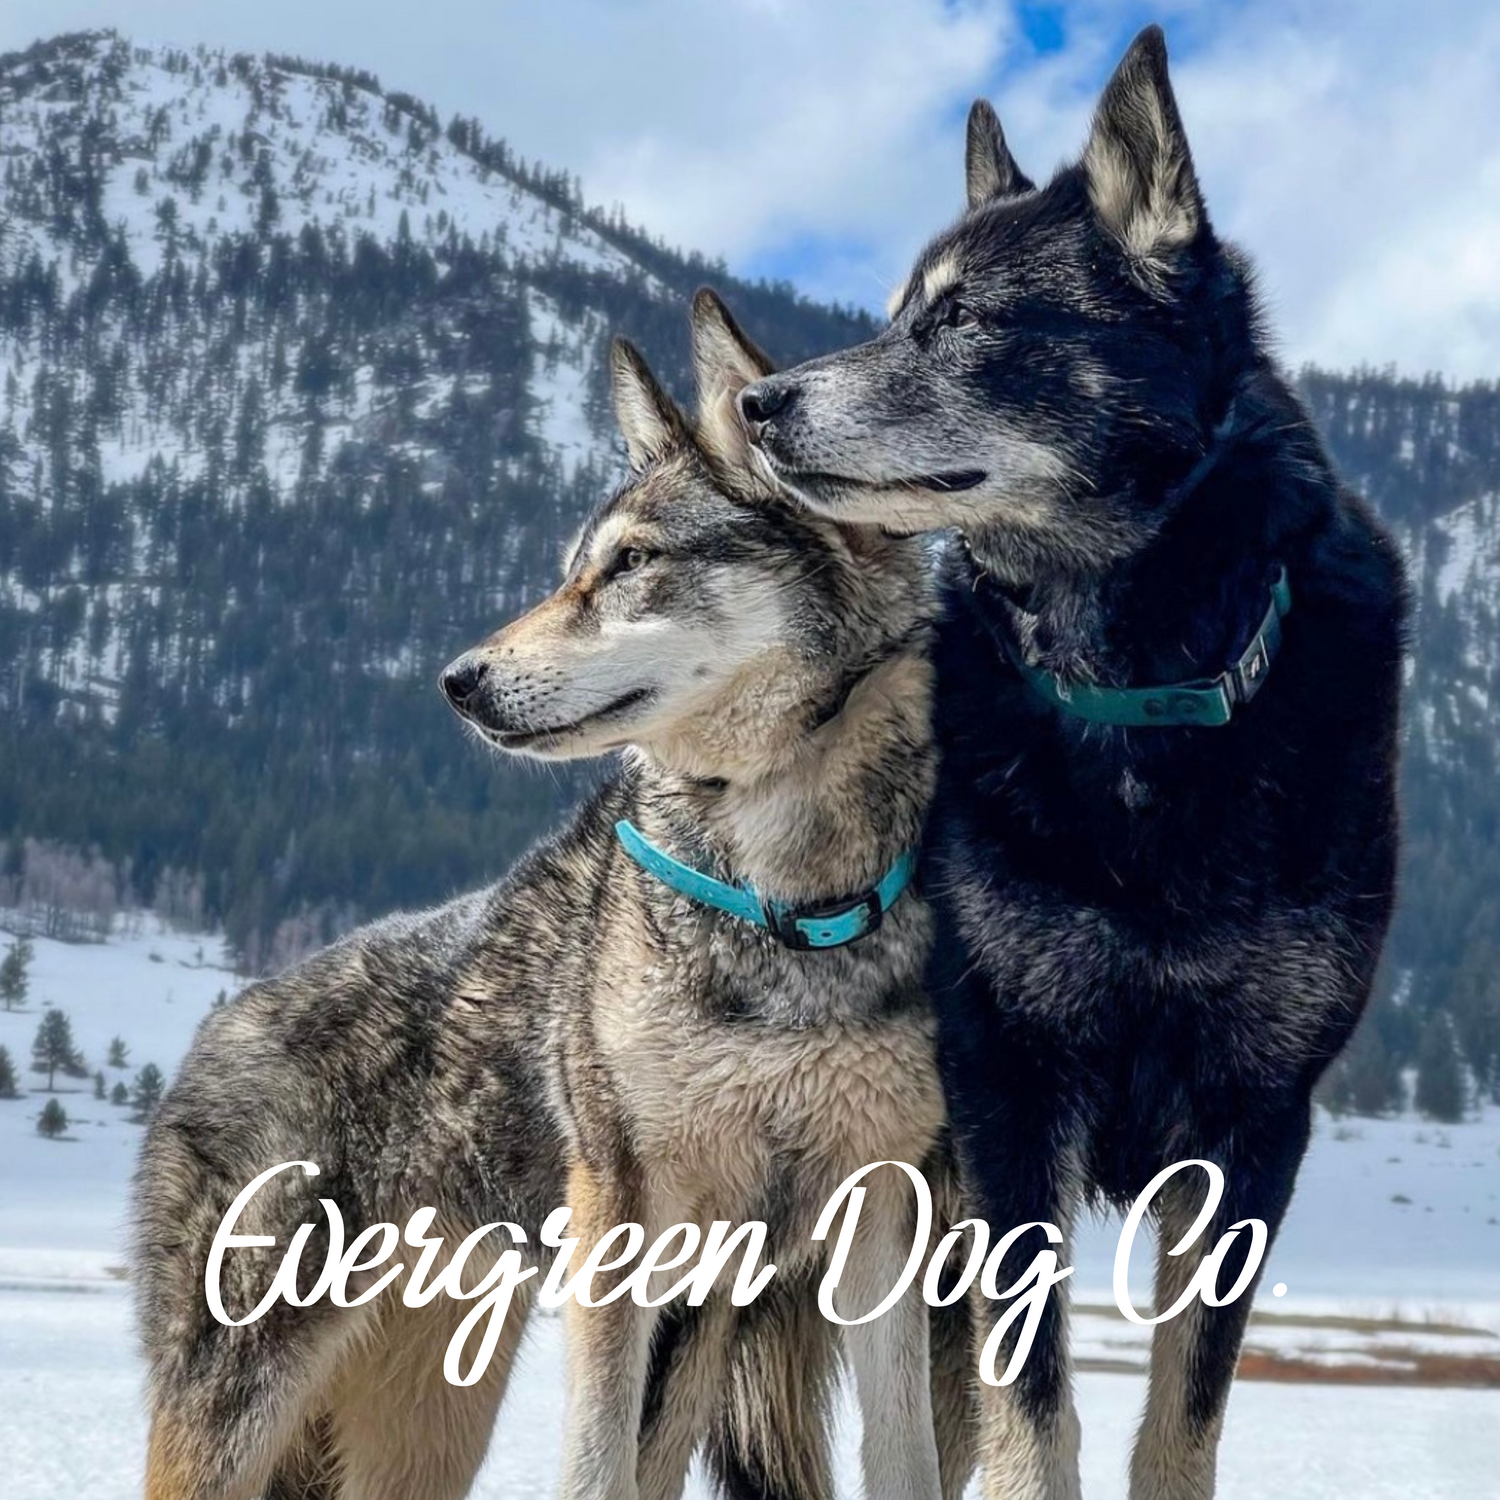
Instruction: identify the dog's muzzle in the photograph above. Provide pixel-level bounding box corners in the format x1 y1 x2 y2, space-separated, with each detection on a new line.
440 655 487 715
738 379 794 444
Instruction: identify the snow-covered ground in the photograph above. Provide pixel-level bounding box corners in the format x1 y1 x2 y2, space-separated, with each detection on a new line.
4 1278 1495 1500
1 923 1498 1497
0 921 236 1254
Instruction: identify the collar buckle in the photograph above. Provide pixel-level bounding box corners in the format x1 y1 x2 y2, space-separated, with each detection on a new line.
1227 579 1286 707
1229 642 1271 706
762 890 884 951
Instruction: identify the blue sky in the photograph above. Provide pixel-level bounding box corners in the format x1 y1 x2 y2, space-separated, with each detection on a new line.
736 1 1163 294
2 2 1496 376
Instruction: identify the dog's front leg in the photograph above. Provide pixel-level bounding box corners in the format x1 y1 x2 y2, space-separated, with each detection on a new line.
938 984 1082 1500
557 1161 658 1500
924 1146 979 1500
968 1267 1081 1500
561 1295 658 1500
1129 1100 1311 1500
833 1172 943 1500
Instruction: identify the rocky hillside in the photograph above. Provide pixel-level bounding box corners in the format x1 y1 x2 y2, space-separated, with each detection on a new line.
0 32 1496 1111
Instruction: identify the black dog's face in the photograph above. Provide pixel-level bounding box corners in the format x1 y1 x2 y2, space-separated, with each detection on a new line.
742 29 1239 576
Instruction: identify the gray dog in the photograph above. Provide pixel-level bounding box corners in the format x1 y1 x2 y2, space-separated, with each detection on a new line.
132 293 973 1500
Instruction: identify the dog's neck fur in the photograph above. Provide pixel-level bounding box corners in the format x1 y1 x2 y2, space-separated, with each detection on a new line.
628 638 935 905
965 373 1320 693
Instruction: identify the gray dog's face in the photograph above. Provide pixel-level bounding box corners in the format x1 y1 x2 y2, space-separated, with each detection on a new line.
441 296 918 766
441 454 821 762
741 33 1231 576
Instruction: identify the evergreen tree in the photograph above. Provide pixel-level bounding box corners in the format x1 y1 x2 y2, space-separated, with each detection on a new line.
109 1080 129 1107
107 1035 130 1068
1414 1014 1467 1123
0 1044 19 1099
1320 1018 1404 1118
131 1062 166 1120
1318 1061 1354 1119
30 1008 88 1090
0 936 32 1012
37 1097 68 1139
94 1069 107 1100
1449 930 1500 1105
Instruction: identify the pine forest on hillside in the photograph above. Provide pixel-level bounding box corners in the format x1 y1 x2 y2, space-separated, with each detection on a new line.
1 32 1498 1117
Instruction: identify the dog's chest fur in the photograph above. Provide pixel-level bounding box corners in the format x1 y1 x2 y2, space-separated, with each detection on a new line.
577 880 943 1247
926 459 1407 1194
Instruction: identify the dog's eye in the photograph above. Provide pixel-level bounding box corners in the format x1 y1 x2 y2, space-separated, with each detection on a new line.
618 547 653 574
943 301 980 331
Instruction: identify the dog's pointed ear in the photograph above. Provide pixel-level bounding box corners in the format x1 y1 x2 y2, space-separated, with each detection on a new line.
1082 25 1203 264
690 288 775 474
610 337 687 471
965 100 1033 208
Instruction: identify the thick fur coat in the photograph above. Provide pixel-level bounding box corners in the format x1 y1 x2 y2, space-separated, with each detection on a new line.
132 297 970 1500
738 27 1408 1500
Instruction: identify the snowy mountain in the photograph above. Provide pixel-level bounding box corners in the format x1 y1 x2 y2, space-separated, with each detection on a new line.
0 31 662 498
0 29 874 967
0 31 1496 1104
1294 374 1500 1116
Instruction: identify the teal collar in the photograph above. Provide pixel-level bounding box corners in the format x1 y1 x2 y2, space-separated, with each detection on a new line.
1005 566 1292 729
614 819 915 951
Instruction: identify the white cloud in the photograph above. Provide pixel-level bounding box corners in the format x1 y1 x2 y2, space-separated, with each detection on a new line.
1168 3 1500 377
472 0 1017 308
975 2 1500 377
1 0 1495 375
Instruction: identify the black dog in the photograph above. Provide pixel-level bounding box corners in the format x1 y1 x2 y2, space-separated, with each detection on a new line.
738 27 1407 1499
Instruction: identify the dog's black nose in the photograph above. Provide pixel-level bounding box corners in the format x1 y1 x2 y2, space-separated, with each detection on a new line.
738 380 792 430
441 657 487 710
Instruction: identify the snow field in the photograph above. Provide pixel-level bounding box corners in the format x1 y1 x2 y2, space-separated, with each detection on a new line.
2 924 1498 1496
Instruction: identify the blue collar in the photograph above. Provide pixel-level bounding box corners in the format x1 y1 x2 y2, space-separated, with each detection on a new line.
614 819 916 951
1003 566 1293 729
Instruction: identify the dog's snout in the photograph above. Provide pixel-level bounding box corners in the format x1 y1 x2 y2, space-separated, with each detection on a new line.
738 380 793 433
441 656 488 712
